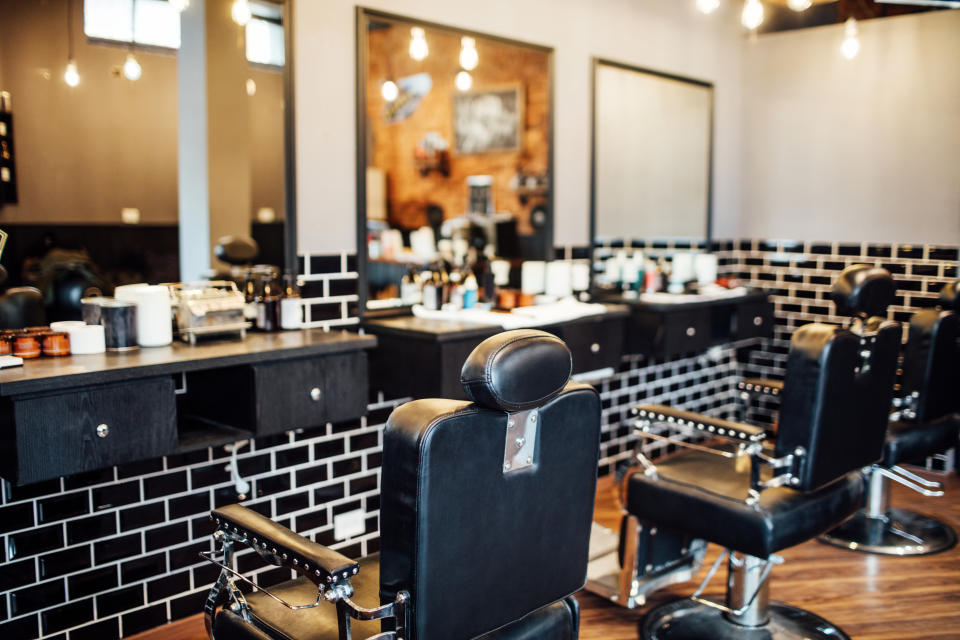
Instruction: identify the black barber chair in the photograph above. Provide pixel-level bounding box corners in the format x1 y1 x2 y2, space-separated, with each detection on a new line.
624 318 900 639
819 279 960 555
201 329 602 640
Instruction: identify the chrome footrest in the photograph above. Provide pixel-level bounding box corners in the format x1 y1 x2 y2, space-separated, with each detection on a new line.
818 508 958 556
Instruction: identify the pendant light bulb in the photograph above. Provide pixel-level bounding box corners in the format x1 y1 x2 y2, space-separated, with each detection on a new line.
455 71 472 92
231 0 252 26
123 52 142 81
64 59 80 87
741 0 764 30
696 0 721 14
841 18 860 60
787 0 811 10
169 0 189 12
381 80 399 102
409 27 428 61
459 37 479 70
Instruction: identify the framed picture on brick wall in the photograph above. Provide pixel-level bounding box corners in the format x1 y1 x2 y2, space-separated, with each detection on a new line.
452 86 523 154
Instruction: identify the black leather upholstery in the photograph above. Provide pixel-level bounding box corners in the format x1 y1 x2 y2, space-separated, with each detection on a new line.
210 329 600 640
460 329 572 411
884 415 960 467
830 264 895 318
628 321 899 560
940 281 960 312
212 504 359 586
626 450 863 559
379 383 600 639
0 286 45 329
215 557 580 640
774 322 898 491
901 309 959 424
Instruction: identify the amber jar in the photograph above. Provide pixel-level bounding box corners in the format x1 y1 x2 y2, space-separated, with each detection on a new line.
41 332 71 357
0 335 12 356
13 334 41 358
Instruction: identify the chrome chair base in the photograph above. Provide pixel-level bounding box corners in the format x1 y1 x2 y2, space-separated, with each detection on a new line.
818 508 957 556
640 599 850 640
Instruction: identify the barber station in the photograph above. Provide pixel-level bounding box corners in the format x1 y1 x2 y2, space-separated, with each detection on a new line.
0 1 958 639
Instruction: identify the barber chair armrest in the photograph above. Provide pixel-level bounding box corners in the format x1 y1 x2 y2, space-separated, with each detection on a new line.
633 405 767 445
212 504 359 585
738 378 783 398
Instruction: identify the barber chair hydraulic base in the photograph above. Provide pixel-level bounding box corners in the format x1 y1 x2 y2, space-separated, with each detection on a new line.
819 468 957 556
640 552 849 640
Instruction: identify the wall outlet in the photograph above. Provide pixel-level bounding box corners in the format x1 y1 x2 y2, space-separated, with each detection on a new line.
333 509 366 540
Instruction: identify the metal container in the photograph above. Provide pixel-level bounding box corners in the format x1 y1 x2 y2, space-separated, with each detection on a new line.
82 297 138 351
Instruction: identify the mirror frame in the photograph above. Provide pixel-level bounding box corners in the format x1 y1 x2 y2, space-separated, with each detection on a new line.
355 7 555 313
282 0 298 278
589 58 714 274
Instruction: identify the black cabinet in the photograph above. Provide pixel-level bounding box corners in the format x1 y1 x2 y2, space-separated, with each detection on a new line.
6 378 177 485
0 330 375 484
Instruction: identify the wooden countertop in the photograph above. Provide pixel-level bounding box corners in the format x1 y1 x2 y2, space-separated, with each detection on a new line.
595 289 768 312
362 304 631 342
0 329 376 396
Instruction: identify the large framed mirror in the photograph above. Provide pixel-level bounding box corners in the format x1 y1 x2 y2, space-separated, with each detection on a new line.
591 59 713 250
356 8 554 311
0 0 296 318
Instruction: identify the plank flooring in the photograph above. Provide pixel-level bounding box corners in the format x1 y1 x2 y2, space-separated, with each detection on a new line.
132 469 960 640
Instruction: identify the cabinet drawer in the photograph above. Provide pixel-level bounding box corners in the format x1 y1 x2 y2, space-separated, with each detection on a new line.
551 317 624 374
734 301 774 340
12 377 177 484
659 311 711 357
252 352 368 436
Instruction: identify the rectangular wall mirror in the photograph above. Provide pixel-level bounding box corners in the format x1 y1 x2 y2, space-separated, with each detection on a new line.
0 0 295 317
592 59 713 248
356 8 553 310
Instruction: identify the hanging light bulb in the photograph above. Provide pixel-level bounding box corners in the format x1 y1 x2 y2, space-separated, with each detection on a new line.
841 18 860 60
459 36 479 70
381 80 399 102
409 27 428 61
455 71 472 92
64 59 80 87
741 0 764 30
231 0 252 26
696 0 721 14
786 0 811 10
246 78 257 96
169 0 189 11
123 52 142 81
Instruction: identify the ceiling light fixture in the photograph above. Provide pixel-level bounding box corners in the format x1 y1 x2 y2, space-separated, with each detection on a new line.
455 71 472 92
409 27 428 61
787 0 812 10
381 80 399 102
459 36 478 71
231 0 252 26
741 0 764 30
841 18 860 59
63 0 80 87
696 0 721 14
123 0 142 81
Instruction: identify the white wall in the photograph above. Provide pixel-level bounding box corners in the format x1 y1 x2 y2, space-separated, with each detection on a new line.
294 0 746 254
739 10 960 245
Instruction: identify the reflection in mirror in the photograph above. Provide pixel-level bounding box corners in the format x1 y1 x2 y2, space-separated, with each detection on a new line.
0 0 292 322
357 10 553 310
592 60 712 248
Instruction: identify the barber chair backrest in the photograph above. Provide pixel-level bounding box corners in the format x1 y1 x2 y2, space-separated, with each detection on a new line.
902 308 959 423
775 321 899 491
379 330 601 640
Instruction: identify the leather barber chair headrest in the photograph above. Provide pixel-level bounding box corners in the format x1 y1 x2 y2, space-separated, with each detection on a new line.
214 235 260 266
831 264 895 318
460 329 572 412
940 281 960 313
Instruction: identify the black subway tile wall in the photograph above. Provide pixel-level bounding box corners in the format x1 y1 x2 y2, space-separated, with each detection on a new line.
298 251 360 330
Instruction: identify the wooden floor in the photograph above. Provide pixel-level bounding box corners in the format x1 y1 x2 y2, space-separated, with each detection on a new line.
133 470 960 640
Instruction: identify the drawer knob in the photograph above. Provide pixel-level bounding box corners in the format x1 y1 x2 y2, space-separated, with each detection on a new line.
590 342 601 354
686 327 696 337
96 424 110 438
753 316 763 326
310 387 322 402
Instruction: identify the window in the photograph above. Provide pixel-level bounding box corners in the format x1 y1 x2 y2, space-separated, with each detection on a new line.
84 0 181 49
82 0 283 65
